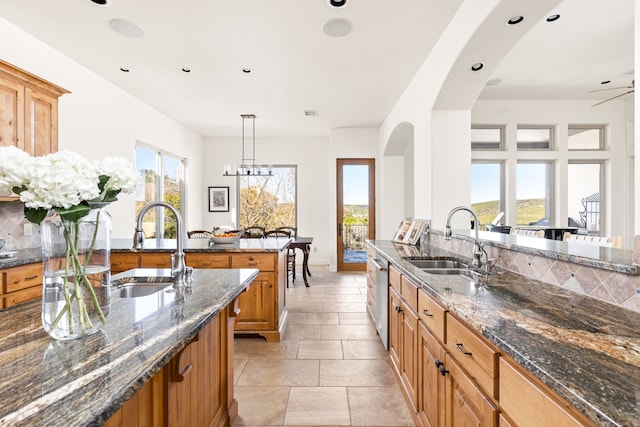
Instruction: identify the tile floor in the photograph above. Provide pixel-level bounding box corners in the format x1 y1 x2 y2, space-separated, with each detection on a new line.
233 268 415 426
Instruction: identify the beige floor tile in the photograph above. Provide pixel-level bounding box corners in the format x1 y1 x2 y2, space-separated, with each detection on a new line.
287 293 337 303
283 324 322 341
319 360 396 386
347 386 415 426
321 287 362 295
338 312 371 325
284 387 350 425
234 358 248 384
235 386 290 426
287 302 324 313
342 339 388 360
298 340 343 359
237 359 320 386
235 337 300 360
308 312 340 325
335 294 367 303
323 302 366 313
321 324 378 340
288 312 310 324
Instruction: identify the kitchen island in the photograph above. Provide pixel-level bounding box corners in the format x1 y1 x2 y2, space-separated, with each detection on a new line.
368 237 640 427
0 268 257 426
111 237 291 341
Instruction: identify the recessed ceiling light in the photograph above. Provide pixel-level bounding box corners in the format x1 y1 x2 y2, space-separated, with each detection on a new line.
546 14 561 22
120 67 130 73
242 68 252 74
601 80 611 85
304 110 319 117
181 68 191 73
471 63 484 72
507 16 524 25
88 0 111 6
327 0 348 8
109 19 146 38
322 18 352 37
486 78 502 86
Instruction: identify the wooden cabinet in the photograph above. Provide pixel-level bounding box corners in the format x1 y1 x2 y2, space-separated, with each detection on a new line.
232 252 287 341
499 357 595 427
365 247 377 323
418 321 445 427
184 253 229 269
104 300 239 427
1 262 42 308
0 60 67 160
389 284 419 411
111 253 140 273
140 253 172 269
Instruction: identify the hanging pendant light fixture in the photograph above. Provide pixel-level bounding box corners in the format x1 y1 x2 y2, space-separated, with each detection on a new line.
223 114 272 176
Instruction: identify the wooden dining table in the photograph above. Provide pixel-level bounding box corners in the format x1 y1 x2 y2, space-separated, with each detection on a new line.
289 237 313 287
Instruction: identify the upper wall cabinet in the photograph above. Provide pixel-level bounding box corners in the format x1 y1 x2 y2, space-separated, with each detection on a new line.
0 59 68 156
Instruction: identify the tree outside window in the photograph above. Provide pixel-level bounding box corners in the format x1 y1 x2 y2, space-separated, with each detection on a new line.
238 166 296 230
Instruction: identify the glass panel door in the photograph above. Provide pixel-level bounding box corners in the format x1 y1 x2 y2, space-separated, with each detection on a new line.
337 159 375 271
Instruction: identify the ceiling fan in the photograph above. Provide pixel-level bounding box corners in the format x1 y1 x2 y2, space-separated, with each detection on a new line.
589 80 634 107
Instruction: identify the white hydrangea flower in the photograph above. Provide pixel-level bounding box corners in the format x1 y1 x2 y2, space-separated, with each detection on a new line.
0 146 32 196
20 151 100 210
94 156 140 194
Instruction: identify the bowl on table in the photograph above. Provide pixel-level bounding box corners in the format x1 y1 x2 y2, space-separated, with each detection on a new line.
211 233 241 244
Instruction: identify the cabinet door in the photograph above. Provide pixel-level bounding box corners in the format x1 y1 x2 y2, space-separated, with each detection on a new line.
111 253 140 273
400 301 419 411
388 287 402 373
235 272 276 331
24 88 58 156
139 253 172 269
0 76 24 149
418 321 445 427
185 253 229 269
445 354 498 427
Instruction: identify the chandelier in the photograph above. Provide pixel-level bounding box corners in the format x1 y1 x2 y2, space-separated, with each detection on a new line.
223 114 273 176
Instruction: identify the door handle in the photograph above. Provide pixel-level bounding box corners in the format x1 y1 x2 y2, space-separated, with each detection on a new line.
337 223 342 236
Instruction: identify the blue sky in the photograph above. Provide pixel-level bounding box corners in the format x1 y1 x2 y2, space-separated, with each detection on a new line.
343 165 369 205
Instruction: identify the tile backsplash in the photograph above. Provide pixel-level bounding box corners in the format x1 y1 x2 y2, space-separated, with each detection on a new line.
0 202 41 250
429 233 640 315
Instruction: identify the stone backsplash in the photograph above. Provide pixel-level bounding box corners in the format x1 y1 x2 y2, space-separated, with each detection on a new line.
429 233 640 315
0 202 41 250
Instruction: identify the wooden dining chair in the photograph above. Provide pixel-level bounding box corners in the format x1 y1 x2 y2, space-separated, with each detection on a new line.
188 230 212 239
276 227 298 284
242 226 266 239
563 232 622 248
265 229 296 286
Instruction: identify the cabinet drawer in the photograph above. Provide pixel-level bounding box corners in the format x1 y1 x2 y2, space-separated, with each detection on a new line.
110 253 140 272
499 358 595 427
139 253 172 268
418 289 446 343
366 260 376 283
400 274 418 313
231 254 274 271
366 275 376 301
389 264 401 294
4 285 41 307
3 263 42 293
445 313 499 399
186 253 230 269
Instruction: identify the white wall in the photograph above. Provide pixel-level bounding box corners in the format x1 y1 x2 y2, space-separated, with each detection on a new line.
203 136 332 265
0 16 205 239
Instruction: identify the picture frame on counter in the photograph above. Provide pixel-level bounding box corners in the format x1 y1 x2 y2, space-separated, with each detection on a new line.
208 186 229 212
393 219 427 245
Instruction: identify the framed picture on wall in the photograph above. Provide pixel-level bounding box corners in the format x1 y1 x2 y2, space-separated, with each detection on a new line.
208 186 229 212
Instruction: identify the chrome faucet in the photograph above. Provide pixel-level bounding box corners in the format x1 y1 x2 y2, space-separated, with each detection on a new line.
133 201 187 287
444 206 487 270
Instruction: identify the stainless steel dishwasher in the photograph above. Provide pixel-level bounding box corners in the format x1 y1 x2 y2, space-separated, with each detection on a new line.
371 255 389 349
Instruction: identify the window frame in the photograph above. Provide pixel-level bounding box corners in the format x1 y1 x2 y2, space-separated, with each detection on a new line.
515 160 555 226
567 125 605 151
516 125 554 151
470 161 505 227
567 160 604 234
471 125 504 151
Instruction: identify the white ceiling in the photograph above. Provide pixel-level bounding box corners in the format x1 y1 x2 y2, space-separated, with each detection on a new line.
0 0 634 138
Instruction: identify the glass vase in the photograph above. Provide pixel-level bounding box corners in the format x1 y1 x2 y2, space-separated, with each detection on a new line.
41 207 112 340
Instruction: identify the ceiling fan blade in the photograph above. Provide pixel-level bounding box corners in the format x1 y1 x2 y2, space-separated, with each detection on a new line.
591 89 635 107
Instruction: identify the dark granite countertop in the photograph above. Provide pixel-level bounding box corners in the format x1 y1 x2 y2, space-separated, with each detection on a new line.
0 268 258 426
368 240 640 427
0 238 290 269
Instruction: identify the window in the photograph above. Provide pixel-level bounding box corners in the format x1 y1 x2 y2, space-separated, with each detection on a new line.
517 126 553 150
470 162 504 227
238 166 297 229
135 144 185 238
568 126 604 150
471 126 504 150
568 162 602 233
516 162 553 225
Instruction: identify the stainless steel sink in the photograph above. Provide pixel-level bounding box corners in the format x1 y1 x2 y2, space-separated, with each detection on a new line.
111 268 175 298
406 259 469 269
421 268 481 279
